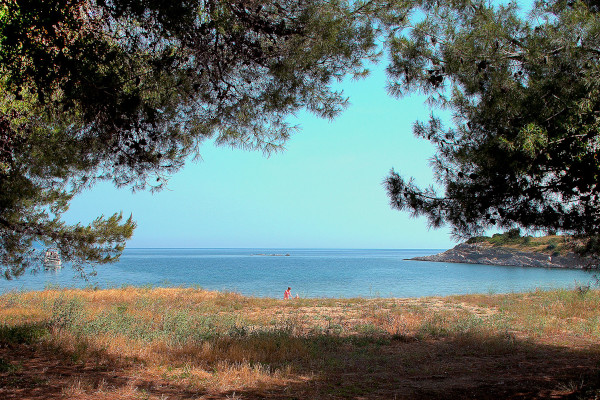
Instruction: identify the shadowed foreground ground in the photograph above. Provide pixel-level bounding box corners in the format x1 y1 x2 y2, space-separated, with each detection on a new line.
1 287 599 399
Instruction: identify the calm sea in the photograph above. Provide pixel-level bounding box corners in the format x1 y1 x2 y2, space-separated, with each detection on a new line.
1 248 594 298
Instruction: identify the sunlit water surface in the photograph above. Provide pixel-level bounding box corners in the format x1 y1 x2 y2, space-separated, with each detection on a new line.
1 248 594 298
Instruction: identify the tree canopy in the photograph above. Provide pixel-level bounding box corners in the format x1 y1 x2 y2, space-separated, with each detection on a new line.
382 0 600 241
0 0 378 278
4 0 600 278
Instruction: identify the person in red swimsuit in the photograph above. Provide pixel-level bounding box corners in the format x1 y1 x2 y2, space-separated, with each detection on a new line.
284 287 291 300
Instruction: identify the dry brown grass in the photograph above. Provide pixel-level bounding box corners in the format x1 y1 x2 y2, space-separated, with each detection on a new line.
472 233 580 255
1 287 600 399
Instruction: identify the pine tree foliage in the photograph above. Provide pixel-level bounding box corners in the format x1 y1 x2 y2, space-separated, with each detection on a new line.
0 0 378 278
382 0 600 240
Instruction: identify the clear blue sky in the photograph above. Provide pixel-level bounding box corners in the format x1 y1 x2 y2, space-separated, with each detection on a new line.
64 63 455 249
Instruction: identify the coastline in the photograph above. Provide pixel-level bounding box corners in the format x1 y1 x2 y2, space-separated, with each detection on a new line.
1 246 594 297
411 242 592 269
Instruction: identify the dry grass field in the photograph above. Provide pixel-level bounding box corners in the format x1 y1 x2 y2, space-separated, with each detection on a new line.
1 286 600 399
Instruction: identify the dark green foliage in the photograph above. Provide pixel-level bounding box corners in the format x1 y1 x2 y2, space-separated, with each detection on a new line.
576 235 600 255
574 234 600 267
382 0 600 241
505 229 521 240
0 0 378 277
466 236 488 244
0 358 18 373
466 230 541 247
0 323 48 345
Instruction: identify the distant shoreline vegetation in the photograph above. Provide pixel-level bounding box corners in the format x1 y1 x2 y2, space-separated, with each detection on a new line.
466 229 594 258
413 230 599 270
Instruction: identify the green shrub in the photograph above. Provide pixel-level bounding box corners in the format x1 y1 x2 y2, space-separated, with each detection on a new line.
0 323 48 345
506 228 521 239
466 236 489 244
575 235 600 257
0 358 19 373
49 296 86 330
489 229 523 245
82 305 161 342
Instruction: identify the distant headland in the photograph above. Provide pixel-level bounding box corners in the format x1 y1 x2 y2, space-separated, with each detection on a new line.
412 231 597 270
